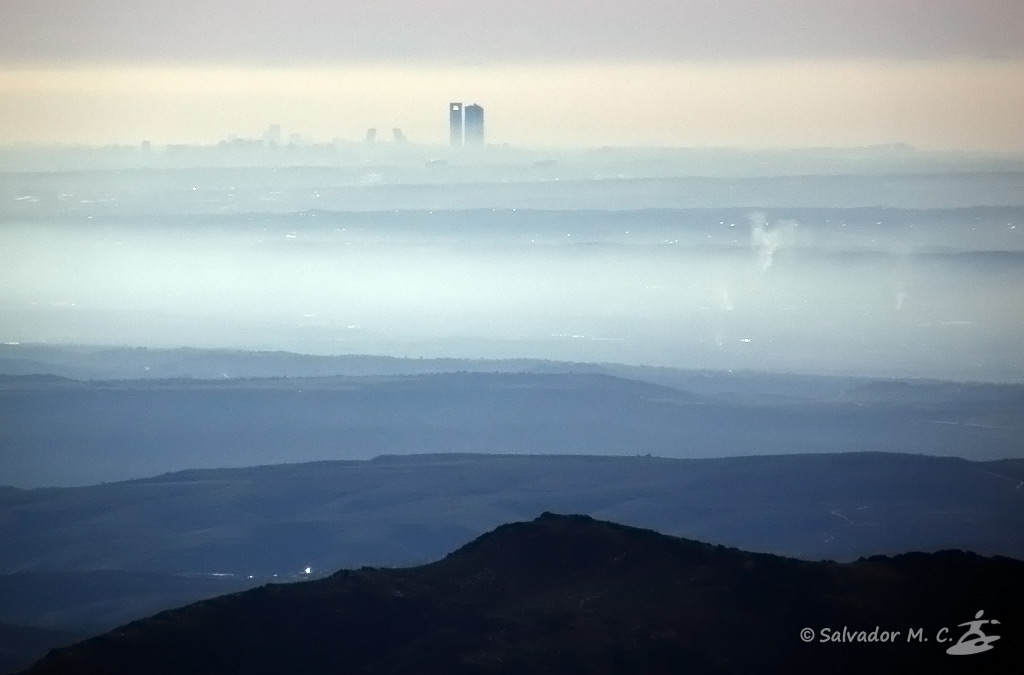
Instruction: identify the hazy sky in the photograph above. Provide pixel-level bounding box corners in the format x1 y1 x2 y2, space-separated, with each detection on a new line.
1 1 1023 149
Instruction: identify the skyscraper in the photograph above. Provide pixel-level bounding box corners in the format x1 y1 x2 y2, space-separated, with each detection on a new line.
464 104 484 146
262 124 282 148
449 102 463 147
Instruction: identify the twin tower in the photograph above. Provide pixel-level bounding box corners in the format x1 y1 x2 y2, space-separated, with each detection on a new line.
449 103 484 147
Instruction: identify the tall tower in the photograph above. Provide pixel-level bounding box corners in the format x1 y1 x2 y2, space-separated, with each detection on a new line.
464 104 484 146
449 102 464 147
262 124 282 148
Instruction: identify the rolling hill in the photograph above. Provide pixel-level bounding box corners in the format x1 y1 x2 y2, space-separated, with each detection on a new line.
18 514 1024 674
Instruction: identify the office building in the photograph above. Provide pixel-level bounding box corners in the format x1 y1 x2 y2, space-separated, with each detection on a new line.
262 124 282 148
464 104 484 146
449 102 463 146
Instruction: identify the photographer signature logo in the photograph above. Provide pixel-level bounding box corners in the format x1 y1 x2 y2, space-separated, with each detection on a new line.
945 610 1000 656
803 609 1003 655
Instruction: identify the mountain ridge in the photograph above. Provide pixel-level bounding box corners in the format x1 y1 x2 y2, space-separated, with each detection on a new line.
19 513 1023 674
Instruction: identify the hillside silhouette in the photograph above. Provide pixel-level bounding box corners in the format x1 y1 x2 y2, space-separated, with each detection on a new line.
20 514 1023 674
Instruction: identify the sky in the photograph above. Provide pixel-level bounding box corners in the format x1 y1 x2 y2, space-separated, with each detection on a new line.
1 0 1023 149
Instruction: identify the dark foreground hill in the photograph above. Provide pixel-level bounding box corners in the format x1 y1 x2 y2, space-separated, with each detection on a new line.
0 623 83 675
3 452 1023 642
21 514 1023 675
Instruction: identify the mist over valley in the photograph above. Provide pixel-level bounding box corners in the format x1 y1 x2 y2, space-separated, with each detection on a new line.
2 152 1022 673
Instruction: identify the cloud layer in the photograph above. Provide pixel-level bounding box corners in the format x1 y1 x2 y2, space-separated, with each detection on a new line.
2 1 1023 65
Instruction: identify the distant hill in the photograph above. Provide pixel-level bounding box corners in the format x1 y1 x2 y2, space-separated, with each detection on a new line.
0 343 874 394
19 514 1024 674
2 368 1021 487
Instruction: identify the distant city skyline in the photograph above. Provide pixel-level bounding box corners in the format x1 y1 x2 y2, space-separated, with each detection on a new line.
1 2 1023 150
